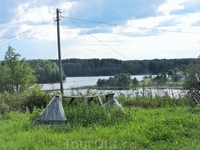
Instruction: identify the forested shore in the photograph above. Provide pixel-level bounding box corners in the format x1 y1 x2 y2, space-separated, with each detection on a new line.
1 55 196 84
27 58 196 83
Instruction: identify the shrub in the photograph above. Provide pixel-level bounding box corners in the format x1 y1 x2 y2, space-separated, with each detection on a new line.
23 86 52 112
0 86 52 113
0 101 10 115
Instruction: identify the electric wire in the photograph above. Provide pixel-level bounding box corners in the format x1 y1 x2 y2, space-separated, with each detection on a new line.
65 16 200 35
0 19 53 47
67 17 130 60
1 14 199 59
0 19 52 45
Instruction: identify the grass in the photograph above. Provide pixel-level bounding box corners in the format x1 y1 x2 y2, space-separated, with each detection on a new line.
1 95 200 150
0 88 198 149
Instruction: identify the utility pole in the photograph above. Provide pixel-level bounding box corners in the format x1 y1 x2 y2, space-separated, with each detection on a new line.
56 8 64 95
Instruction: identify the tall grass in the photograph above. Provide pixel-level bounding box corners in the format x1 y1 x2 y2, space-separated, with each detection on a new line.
1 106 200 149
116 89 193 108
1 88 200 149
62 98 129 128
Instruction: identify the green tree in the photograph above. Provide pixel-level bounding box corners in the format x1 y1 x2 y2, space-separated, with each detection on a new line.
132 77 139 87
31 60 66 83
97 79 107 87
184 56 200 90
114 73 131 86
0 65 11 91
174 68 179 73
0 46 36 93
152 73 167 85
96 73 131 87
168 69 174 78
173 75 179 82
149 60 158 74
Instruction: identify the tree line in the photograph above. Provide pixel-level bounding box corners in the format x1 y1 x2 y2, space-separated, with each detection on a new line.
29 58 197 83
50 58 196 77
0 46 198 85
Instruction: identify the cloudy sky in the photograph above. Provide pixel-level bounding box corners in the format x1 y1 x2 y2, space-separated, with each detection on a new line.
0 0 200 60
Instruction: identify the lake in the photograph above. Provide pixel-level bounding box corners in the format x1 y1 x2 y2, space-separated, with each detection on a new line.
41 75 144 91
41 75 187 98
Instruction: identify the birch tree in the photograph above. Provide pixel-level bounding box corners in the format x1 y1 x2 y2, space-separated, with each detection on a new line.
0 46 36 93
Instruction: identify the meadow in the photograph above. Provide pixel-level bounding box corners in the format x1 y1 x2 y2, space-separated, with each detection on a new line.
1 90 200 150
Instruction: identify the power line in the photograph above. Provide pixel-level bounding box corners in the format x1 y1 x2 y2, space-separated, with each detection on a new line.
0 19 52 45
67 17 130 60
0 19 53 47
65 16 200 35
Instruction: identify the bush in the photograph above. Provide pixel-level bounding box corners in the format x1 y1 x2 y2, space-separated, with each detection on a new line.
0 92 10 115
0 86 52 113
24 86 52 112
0 102 10 115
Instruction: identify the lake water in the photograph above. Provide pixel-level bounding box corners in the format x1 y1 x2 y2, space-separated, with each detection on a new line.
41 75 144 91
41 75 187 98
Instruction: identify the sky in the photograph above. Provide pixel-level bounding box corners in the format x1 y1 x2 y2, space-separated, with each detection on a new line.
0 0 200 60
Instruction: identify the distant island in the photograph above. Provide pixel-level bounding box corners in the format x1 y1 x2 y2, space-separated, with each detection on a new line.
84 72 185 90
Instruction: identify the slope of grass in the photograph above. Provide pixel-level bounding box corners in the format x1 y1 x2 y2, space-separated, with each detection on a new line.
1 105 200 150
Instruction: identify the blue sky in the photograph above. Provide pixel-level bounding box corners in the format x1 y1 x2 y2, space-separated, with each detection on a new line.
0 0 200 60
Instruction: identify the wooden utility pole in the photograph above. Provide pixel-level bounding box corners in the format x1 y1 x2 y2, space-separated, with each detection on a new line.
56 8 64 95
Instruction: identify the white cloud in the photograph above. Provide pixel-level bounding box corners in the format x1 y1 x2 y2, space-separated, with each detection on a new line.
59 25 200 60
15 5 54 23
158 0 185 15
2 1 79 41
1 0 200 60
12 1 76 24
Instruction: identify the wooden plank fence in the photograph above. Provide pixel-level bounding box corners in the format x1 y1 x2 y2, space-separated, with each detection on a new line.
63 93 115 106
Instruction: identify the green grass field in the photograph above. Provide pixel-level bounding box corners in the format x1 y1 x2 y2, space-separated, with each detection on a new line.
1 95 200 150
